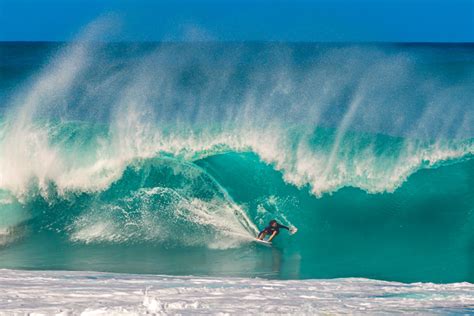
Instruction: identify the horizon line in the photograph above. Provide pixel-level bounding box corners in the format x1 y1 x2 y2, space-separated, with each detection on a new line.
1 40 474 45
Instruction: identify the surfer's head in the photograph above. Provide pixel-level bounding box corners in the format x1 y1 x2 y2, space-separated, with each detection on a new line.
270 219 278 227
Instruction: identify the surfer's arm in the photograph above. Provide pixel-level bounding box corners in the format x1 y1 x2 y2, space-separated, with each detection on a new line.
278 224 290 231
267 231 278 242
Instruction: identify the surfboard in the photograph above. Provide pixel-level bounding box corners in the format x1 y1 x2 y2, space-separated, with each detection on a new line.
254 238 272 247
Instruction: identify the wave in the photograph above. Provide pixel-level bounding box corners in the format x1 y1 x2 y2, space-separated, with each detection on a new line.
0 39 472 198
0 148 473 282
0 26 473 282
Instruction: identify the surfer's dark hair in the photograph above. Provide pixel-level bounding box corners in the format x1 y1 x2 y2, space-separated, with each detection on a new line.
270 219 277 225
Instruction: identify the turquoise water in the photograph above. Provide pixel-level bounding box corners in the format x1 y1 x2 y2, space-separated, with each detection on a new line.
0 40 473 283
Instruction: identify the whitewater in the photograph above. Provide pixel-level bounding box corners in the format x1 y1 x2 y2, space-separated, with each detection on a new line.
2 269 474 314
1 22 474 313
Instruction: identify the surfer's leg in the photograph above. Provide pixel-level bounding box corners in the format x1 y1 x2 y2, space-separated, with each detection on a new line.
267 231 278 242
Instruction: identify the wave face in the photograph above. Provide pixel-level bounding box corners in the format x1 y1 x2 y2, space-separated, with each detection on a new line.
0 38 473 283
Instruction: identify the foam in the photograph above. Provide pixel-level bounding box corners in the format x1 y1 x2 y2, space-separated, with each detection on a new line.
68 182 256 248
1 269 473 314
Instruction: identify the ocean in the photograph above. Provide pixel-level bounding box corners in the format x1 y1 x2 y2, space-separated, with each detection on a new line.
0 39 473 312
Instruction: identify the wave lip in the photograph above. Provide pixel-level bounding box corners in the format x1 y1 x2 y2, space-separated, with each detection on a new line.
1 117 472 200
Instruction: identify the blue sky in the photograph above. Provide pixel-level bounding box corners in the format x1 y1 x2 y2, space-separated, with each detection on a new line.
0 0 473 42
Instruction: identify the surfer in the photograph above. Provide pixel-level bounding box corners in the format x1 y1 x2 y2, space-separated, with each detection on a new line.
257 219 291 242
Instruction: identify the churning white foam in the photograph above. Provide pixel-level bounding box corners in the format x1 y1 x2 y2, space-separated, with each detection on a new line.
1 269 474 315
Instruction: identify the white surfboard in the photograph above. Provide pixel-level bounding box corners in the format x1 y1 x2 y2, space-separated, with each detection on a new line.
254 238 272 247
